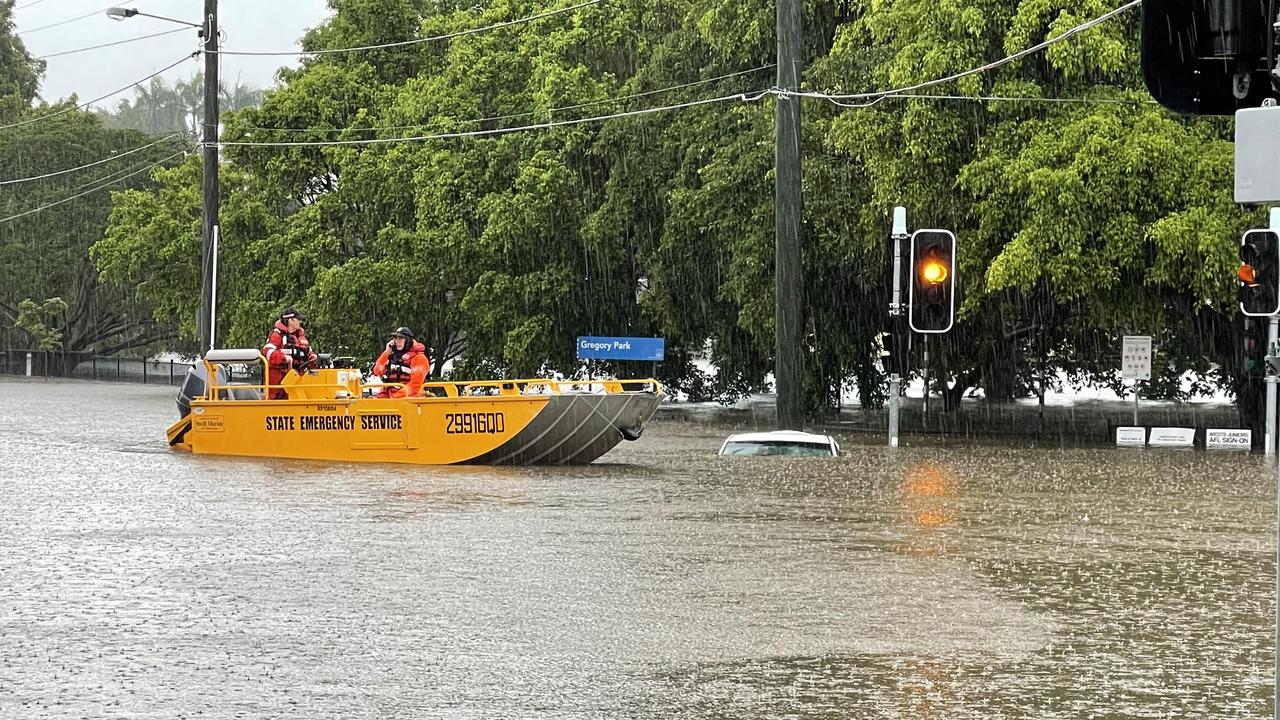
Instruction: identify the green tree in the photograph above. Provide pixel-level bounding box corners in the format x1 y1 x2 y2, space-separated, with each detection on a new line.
0 110 189 361
0 0 43 120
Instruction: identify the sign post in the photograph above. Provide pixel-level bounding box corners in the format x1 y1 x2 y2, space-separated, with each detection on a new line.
1121 336 1152 426
888 207 907 448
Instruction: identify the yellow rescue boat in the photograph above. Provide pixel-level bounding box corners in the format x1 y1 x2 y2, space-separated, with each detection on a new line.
166 349 665 465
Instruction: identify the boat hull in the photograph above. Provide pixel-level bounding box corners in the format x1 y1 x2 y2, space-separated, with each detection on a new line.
171 390 665 465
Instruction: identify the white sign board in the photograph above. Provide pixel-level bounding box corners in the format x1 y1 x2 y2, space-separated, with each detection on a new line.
1115 427 1146 447
1235 106 1280 204
1206 428 1252 451
1122 336 1152 381
1148 427 1195 448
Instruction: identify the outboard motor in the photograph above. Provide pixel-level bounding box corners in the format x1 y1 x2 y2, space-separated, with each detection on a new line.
175 360 227 419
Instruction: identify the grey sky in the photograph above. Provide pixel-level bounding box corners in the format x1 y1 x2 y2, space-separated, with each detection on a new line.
14 1 333 107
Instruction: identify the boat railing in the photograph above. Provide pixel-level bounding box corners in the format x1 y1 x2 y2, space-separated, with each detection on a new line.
201 349 364 401
423 379 662 398
199 349 661 401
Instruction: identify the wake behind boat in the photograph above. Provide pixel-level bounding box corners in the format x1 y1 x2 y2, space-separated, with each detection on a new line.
167 349 665 465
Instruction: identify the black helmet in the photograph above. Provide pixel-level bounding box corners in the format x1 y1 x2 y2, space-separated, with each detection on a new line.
280 307 305 323
391 326 415 340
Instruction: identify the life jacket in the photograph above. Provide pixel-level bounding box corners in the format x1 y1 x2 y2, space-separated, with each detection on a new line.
382 341 426 383
264 321 312 371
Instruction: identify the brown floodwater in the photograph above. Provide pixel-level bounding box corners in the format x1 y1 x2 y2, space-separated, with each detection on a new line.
0 377 1273 718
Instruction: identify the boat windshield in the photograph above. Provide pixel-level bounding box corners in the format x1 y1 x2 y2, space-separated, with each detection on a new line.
720 440 835 457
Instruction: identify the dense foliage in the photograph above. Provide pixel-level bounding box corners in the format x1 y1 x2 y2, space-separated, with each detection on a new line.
0 0 188 361
82 0 1265 426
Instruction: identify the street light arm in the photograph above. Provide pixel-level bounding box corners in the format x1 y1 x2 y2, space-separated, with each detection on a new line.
105 7 201 28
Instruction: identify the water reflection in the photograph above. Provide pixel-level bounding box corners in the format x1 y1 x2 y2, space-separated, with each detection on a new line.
901 461 958 528
0 380 1273 719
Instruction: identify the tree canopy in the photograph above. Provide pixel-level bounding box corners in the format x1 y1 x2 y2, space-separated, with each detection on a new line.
94 0 1262 426
0 1 188 359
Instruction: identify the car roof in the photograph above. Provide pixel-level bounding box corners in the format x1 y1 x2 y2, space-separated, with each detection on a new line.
722 430 836 445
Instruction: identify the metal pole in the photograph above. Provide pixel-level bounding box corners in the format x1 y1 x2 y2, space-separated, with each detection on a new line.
1270 206 1280 719
774 0 804 430
1269 315 1278 456
922 334 930 425
210 225 219 349
198 0 220 356
1133 383 1139 426
888 207 907 448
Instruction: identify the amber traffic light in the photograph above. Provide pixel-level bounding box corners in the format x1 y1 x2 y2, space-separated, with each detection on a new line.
1239 229 1280 316
908 229 957 333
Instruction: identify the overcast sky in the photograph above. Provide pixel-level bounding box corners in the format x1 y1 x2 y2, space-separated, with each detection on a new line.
13 0 333 107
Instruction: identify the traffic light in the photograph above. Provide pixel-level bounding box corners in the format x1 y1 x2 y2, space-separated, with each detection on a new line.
1239 229 1280 316
1141 0 1277 115
908 229 956 334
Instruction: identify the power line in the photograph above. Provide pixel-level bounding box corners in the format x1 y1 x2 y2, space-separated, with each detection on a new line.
0 52 197 131
827 92 1158 109
237 64 775 134
14 0 52 10
36 27 191 60
218 90 771 148
797 0 1141 105
17 4 117 34
0 149 187 225
213 0 604 57
0 133 189 186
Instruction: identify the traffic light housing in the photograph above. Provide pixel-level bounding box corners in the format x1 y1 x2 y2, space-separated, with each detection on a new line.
1239 229 1280 316
1141 0 1278 115
1243 316 1267 376
908 229 956 334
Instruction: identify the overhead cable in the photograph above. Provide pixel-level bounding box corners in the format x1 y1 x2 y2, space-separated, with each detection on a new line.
0 52 197 131
36 27 191 60
14 0 52 10
18 4 117 34
218 90 771 147
0 149 187 224
798 0 1141 105
0 133 189 186
840 93 1158 108
213 0 604 57
237 64 776 134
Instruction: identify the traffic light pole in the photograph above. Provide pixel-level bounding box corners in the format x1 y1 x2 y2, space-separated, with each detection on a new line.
922 335 929 425
1271 206 1280 720
1269 314 1278 457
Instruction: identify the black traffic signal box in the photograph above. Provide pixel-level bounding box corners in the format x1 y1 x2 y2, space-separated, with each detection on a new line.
1239 229 1280 316
1141 0 1278 115
908 229 957 334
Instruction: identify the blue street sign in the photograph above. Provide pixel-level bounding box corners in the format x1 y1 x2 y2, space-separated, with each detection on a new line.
576 336 665 361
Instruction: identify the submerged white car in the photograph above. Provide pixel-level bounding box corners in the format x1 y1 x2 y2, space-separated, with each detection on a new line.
718 430 841 457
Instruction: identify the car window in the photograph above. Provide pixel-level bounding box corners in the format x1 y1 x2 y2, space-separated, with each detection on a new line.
721 441 835 457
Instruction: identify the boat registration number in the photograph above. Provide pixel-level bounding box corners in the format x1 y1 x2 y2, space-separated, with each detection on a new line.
445 412 505 434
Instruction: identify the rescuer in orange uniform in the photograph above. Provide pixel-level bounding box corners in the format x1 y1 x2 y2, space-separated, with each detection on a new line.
371 326 430 398
262 308 318 399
